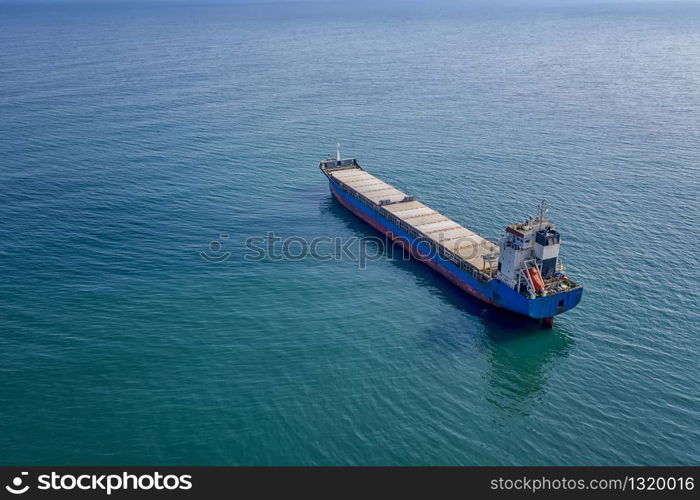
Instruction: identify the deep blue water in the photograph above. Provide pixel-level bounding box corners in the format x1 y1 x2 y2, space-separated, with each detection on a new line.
1 1 699 465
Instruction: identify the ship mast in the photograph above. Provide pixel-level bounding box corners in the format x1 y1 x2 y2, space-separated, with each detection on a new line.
336 142 341 162
537 199 548 223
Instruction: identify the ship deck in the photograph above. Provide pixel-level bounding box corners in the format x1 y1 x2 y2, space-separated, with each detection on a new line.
328 167 499 273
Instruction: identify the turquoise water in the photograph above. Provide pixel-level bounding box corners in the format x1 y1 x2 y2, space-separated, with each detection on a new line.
1 1 699 465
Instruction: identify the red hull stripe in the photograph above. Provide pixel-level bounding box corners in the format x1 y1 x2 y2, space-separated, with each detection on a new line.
330 184 496 307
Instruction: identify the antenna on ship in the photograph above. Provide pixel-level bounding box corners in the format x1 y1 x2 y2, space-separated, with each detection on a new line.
336 142 341 162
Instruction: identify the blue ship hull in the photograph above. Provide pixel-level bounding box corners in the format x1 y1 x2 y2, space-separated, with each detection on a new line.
329 179 583 320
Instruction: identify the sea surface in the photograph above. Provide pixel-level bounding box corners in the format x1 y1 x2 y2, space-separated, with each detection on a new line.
1 1 699 465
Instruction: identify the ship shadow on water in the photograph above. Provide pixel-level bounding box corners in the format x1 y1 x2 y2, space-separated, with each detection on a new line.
482 329 573 415
322 194 574 413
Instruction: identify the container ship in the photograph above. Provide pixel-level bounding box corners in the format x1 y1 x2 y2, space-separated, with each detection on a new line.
320 146 583 326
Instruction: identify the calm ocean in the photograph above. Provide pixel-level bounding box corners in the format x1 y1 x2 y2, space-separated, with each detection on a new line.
0 1 698 465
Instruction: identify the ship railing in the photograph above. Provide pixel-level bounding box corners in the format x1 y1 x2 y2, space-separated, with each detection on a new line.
335 179 491 282
320 158 358 170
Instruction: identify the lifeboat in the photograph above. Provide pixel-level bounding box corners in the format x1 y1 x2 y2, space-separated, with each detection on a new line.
527 266 545 292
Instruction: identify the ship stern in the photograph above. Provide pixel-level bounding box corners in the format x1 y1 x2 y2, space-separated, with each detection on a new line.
528 287 583 319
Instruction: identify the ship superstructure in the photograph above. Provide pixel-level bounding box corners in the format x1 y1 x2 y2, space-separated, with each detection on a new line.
319 148 582 325
497 206 574 301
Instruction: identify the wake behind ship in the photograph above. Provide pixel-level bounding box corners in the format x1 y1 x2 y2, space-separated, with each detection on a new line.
320 147 583 326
